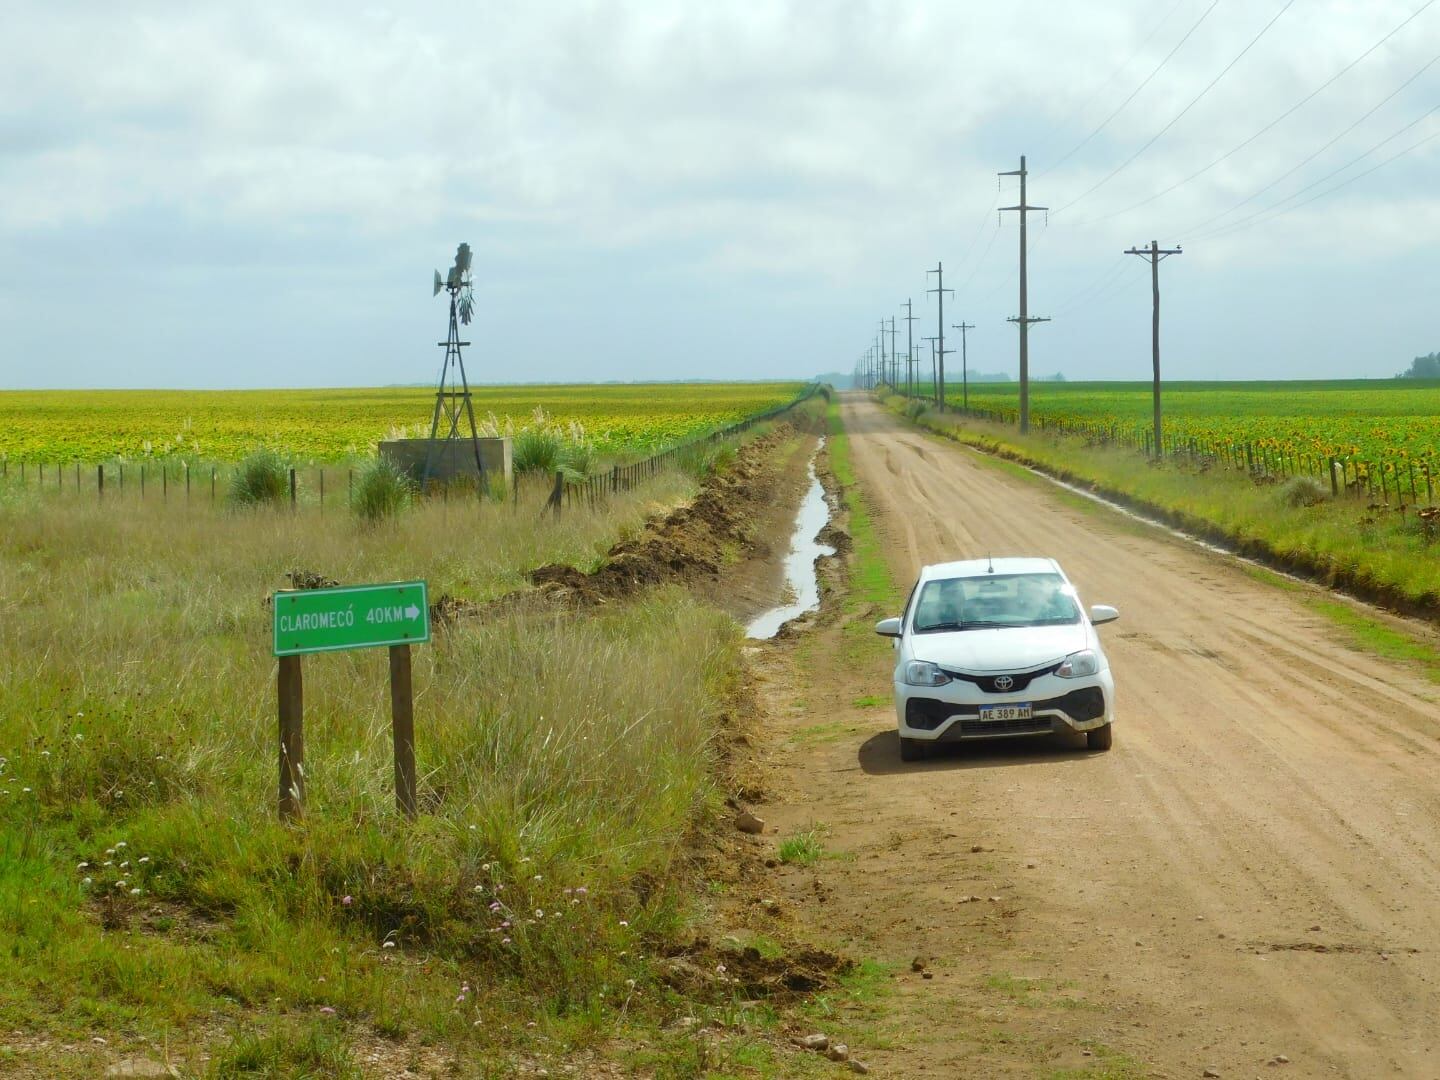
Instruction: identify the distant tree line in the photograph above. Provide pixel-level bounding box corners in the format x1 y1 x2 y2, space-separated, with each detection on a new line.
1396 352 1440 379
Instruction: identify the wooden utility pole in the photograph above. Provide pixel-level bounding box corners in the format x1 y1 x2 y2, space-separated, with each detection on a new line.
926 263 954 411
877 325 887 390
1124 240 1183 458
1000 155 1049 432
901 299 919 399
277 656 304 820
881 319 892 400
951 321 975 410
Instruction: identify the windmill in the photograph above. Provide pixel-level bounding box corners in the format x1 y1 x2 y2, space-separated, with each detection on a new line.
422 243 486 489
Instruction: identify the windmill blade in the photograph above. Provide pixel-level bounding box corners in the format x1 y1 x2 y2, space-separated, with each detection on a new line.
458 287 475 326
432 269 442 297
455 242 472 276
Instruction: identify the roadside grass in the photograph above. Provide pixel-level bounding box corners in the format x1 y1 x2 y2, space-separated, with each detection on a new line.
887 399 1440 613
0 461 756 1068
777 829 827 866
826 400 903 677
851 695 886 709
1308 598 1440 682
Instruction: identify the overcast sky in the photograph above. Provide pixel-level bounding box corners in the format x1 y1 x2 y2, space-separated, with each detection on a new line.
1 0 1436 389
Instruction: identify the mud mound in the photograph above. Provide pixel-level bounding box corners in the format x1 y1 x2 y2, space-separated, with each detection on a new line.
657 937 853 1001
527 428 791 604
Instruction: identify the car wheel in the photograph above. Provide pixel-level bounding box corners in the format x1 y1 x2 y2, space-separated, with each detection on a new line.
1086 724 1113 752
899 736 930 762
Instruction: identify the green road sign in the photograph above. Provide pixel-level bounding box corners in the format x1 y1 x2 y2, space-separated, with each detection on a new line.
273 581 430 657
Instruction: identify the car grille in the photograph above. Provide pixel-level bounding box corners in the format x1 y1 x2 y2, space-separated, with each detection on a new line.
905 686 1106 734
940 662 1061 694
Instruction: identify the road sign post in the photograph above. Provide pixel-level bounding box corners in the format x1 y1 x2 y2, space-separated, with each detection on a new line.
272 581 430 820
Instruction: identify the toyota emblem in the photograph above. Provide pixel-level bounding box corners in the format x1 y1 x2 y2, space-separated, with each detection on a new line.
994 675 1014 691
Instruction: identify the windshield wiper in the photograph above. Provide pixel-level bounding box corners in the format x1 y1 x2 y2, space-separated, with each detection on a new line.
916 620 1027 632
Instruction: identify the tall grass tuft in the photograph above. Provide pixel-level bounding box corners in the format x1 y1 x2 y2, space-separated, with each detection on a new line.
228 448 289 506
512 427 564 474
350 456 413 524
1281 475 1328 508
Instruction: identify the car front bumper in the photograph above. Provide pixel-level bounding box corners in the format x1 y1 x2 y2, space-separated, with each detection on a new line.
895 669 1114 741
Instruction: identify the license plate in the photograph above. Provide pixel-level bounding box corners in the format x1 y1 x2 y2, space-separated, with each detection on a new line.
979 704 1033 721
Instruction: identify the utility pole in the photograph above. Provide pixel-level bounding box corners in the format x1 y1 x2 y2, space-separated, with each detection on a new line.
1124 240 1183 458
951 321 975 410
926 263 954 411
923 336 939 403
999 155 1049 433
901 300 919 400
877 324 889 391
887 317 900 396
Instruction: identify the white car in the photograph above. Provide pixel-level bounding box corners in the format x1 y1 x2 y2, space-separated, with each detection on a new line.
875 557 1118 761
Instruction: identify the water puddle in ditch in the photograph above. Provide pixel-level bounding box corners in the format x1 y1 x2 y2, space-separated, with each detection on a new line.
746 439 835 639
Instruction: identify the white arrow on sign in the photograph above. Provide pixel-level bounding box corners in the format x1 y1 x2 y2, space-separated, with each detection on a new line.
404 604 421 620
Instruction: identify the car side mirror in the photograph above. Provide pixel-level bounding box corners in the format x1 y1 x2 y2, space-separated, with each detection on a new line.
875 617 903 638
1089 605 1119 625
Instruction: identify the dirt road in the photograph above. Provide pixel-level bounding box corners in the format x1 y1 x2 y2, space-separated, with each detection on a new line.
753 397 1440 1077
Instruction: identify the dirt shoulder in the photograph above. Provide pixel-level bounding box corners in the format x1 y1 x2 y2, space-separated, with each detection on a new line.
740 394 1440 1078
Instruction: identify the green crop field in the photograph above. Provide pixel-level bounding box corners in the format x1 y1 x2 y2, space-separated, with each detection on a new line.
912 379 1440 463
0 382 807 463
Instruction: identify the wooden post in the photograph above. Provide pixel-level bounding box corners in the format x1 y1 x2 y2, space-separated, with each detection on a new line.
98 464 104 501
277 655 305 820
1329 457 1339 497
185 463 191 501
390 644 417 818
319 469 325 514
289 468 297 510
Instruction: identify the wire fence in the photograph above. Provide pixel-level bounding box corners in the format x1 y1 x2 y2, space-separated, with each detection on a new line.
930 399 1439 507
544 383 824 516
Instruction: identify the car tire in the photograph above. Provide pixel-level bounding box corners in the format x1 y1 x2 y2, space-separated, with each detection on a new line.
1086 724 1113 752
899 736 929 762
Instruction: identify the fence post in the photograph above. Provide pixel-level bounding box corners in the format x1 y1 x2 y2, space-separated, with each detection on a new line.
289 468 297 510
611 465 619 494
98 464 104 501
186 463 191 501
550 470 564 517
1328 457 1338 497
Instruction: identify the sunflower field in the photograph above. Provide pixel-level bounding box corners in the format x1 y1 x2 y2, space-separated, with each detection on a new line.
0 382 808 464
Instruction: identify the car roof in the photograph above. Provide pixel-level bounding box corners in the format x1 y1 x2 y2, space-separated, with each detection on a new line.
920 557 1061 580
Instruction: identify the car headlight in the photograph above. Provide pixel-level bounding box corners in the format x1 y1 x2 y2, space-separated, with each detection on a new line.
904 660 951 687
1056 650 1099 679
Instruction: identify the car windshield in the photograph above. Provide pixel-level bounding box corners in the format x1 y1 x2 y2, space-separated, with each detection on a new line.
910 572 1080 632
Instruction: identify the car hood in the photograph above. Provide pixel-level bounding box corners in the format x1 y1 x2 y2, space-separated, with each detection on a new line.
912 624 1088 673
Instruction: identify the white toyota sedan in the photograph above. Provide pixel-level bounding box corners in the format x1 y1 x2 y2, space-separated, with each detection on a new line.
875 557 1118 761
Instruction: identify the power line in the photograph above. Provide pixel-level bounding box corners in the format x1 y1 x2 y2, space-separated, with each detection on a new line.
1044 0 1221 177
1038 0 1190 174
1182 49 1440 236
1055 0 1298 216
1198 106 1440 240
1064 0 1438 226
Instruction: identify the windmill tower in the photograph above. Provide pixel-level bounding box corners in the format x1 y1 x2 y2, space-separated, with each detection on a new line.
422 243 485 489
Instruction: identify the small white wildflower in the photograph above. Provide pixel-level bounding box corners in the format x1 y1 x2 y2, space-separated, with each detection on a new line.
40 751 50 757
119 861 130 869
115 842 126 849
22 788 31 794
473 885 484 893
129 888 141 897
532 874 542 883
534 908 544 919
81 877 92 887
115 880 127 889
105 849 115 856
619 920 629 928
481 863 490 872
77 862 90 870
138 856 149 864
382 941 396 949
